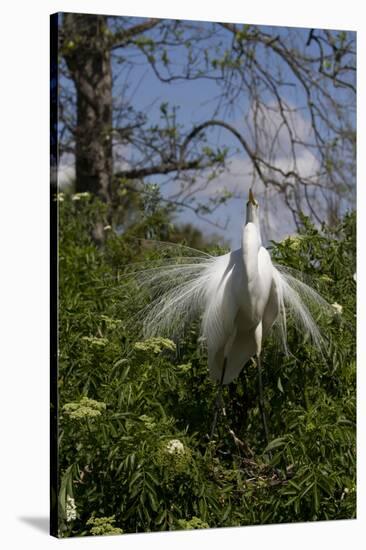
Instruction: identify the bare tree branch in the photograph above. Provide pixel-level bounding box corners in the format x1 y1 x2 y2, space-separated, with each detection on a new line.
110 18 160 50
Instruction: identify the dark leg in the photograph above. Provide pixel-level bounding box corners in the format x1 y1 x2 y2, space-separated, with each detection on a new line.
210 358 227 440
257 354 269 445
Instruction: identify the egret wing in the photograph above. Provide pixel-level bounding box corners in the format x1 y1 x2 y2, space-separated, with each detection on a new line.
202 250 245 383
272 264 331 354
262 267 281 340
220 258 281 384
138 247 239 347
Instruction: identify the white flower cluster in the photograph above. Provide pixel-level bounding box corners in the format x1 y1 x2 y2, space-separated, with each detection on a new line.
331 302 343 315
65 496 77 522
72 192 91 201
165 439 185 455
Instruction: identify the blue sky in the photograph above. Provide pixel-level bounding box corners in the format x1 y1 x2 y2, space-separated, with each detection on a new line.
58 16 356 248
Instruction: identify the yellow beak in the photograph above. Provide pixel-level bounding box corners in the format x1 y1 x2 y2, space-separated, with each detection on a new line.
248 188 256 205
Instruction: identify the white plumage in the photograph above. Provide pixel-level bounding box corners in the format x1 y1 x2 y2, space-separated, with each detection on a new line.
133 190 328 384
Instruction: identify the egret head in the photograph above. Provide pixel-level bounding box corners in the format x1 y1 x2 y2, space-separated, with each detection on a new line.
246 188 259 225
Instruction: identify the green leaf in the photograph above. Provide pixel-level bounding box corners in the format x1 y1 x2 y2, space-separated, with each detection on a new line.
264 437 287 452
277 376 284 393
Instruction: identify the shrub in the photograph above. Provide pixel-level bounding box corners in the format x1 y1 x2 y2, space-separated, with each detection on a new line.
57 194 356 536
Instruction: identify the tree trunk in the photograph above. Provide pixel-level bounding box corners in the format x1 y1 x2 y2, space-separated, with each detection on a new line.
62 14 113 203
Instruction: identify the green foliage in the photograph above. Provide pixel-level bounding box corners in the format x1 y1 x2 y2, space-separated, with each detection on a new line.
86 515 123 536
134 337 176 354
63 397 107 420
58 193 356 537
176 516 209 530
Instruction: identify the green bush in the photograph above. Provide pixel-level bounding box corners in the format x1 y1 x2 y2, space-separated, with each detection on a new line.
57 192 356 537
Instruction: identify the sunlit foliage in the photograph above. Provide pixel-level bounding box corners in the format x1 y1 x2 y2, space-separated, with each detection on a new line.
57 193 355 537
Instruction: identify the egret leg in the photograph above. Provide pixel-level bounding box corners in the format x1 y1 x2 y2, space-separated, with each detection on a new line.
256 354 269 444
209 357 227 440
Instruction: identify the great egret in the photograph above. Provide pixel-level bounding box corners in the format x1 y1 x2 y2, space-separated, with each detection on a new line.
132 189 329 442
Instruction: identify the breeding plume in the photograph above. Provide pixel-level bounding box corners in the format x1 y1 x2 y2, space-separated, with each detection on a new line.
132 189 328 438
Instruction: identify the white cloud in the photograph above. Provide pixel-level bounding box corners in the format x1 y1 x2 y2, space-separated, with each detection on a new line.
57 163 75 188
57 152 75 189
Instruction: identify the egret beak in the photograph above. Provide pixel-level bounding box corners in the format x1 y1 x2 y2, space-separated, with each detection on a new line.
248 188 258 206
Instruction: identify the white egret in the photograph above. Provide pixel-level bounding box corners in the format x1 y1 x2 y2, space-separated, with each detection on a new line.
132 189 329 442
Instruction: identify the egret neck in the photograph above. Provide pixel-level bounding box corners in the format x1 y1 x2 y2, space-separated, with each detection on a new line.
244 191 262 244
242 192 262 271
241 192 263 320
